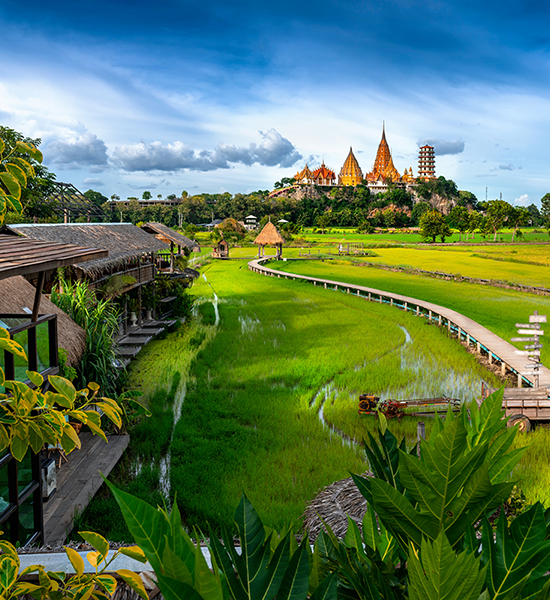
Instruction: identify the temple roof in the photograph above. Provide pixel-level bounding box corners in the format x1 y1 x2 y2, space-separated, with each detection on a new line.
367 125 401 182
294 164 314 181
339 147 363 179
313 163 335 180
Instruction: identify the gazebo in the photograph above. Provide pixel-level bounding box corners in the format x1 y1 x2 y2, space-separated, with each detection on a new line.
254 222 285 259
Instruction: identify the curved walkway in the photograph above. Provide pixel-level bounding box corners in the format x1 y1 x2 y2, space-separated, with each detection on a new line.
248 258 550 389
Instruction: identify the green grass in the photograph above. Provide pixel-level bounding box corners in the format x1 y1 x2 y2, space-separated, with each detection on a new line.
168 261 500 533
268 259 550 365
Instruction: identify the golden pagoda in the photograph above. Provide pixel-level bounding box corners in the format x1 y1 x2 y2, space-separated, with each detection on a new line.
294 164 314 184
366 124 401 183
338 147 363 186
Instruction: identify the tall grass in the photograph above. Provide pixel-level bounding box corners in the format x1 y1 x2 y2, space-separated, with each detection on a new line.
168 261 501 533
270 259 550 365
51 278 120 394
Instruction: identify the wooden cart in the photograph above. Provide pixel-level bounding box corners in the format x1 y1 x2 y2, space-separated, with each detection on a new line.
483 386 550 432
359 394 460 421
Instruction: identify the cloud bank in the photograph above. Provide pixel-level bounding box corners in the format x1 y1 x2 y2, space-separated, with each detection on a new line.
48 131 109 170
112 129 302 172
418 138 465 155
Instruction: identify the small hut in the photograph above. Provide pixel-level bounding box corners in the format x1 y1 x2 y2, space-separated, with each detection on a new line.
212 238 229 259
301 472 372 542
254 221 285 259
140 222 200 273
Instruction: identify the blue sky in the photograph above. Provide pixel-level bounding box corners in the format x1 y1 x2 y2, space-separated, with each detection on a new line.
1 0 550 205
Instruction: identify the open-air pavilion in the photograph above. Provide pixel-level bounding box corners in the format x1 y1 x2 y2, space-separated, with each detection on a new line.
254 221 285 259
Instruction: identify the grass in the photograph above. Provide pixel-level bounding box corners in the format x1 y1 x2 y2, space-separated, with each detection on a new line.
167 261 500 533
268 258 550 365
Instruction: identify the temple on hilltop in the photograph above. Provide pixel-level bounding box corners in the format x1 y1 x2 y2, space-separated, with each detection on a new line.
339 148 363 186
279 123 426 198
294 162 336 186
366 123 414 185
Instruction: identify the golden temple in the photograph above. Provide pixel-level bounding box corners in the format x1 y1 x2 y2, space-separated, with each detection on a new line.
290 123 426 193
338 148 363 186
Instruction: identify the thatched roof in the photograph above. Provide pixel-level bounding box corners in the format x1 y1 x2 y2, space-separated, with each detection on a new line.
6 224 168 277
0 235 107 281
141 222 200 252
254 222 285 246
0 276 85 367
301 472 372 542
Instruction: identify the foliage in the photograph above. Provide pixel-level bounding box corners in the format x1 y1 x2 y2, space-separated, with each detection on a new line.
51 277 120 394
540 193 550 228
0 126 45 225
0 529 147 600
419 209 451 242
154 272 195 319
485 199 513 241
415 176 459 202
449 205 470 240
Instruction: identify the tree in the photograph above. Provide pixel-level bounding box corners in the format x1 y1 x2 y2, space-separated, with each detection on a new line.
486 199 513 241
467 211 482 240
316 211 332 234
142 190 152 200
449 206 469 241
273 177 296 189
508 205 530 242
0 126 55 223
540 193 550 235
457 190 478 209
410 201 431 226
527 203 542 226
420 210 450 243
83 188 108 207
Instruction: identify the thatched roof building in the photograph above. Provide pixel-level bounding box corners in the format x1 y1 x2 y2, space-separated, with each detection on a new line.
5 224 168 279
141 222 200 253
301 472 372 542
0 276 85 367
254 222 285 258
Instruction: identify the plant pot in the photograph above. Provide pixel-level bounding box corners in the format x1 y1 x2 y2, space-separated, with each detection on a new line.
130 311 138 326
145 309 152 321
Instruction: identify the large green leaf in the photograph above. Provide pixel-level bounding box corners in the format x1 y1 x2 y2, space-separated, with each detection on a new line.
0 172 20 199
276 539 310 600
481 503 550 600
408 531 486 600
106 480 167 575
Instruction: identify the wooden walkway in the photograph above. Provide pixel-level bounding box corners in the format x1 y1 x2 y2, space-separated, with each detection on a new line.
248 258 550 389
43 433 129 545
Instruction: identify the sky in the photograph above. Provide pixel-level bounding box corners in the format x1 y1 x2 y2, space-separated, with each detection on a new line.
1 0 550 206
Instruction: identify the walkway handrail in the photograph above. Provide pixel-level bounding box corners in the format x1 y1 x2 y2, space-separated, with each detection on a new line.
248 257 550 389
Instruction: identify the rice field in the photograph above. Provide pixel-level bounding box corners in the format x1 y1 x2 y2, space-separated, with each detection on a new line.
268 258 550 366
166 260 501 532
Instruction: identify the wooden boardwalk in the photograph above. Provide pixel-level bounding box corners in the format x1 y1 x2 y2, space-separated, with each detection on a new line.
248 258 550 389
43 433 129 545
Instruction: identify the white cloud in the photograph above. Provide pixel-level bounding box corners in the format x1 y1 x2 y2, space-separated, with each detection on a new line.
82 177 105 186
514 194 529 206
112 129 302 172
417 138 465 155
47 130 109 170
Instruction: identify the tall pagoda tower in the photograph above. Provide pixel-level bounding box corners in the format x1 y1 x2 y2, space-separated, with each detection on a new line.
418 145 435 179
366 123 401 183
338 148 363 186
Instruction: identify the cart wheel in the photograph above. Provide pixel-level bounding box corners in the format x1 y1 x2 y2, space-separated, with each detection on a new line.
507 414 531 433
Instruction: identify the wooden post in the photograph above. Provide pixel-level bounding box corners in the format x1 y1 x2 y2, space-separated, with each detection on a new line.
466 333 470 346
438 315 442 326
379 295 382 303
347 288 350 294
324 282 327 289
489 352 493 364
458 327 462 339
390 298 393 306
416 305 419 316
404 302 407 311
517 373 522 388
429 309 432 320
448 320 451 331
417 421 425 458
368 292 371 301
501 361 506 376
477 341 481 353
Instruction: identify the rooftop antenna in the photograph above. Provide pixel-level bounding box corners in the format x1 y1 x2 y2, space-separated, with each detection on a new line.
486 187 488 202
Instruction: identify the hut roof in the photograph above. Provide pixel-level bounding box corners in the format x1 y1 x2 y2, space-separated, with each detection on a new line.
0 235 107 281
253 222 285 246
301 472 372 542
141 222 199 252
5 223 168 277
0 276 85 367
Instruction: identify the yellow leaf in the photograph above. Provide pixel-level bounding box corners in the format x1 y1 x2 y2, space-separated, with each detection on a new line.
116 569 148 600
80 531 109 559
118 546 147 563
64 547 84 577
86 551 100 569
96 574 117 595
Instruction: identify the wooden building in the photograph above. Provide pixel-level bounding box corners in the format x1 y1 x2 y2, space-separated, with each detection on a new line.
141 222 200 274
0 234 107 546
212 238 229 259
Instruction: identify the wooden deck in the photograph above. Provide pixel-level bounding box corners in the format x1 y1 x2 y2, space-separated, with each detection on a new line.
249 258 550 389
42 433 129 545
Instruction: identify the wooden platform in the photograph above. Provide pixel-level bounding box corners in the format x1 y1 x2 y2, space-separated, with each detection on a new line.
42 433 129 545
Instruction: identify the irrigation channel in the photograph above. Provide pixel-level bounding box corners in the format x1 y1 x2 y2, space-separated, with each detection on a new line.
249 257 550 388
